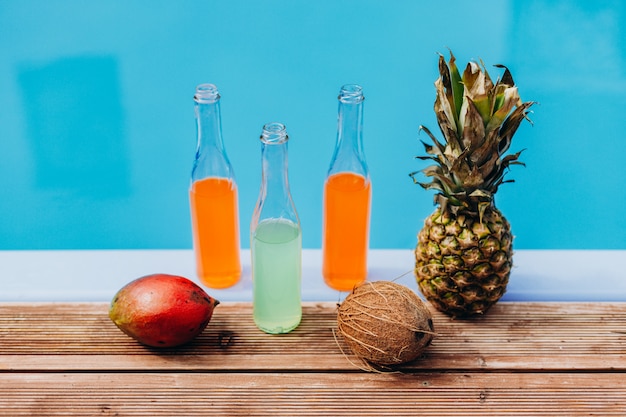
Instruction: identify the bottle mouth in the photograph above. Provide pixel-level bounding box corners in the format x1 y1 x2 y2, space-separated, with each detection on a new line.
261 122 288 144
194 83 220 103
338 84 364 103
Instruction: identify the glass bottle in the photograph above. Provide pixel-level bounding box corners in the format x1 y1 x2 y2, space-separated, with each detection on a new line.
189 83 241 289
250 122 302 334
322 84 372 291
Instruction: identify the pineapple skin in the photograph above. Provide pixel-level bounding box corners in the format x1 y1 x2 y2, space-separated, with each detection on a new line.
415 206 512 317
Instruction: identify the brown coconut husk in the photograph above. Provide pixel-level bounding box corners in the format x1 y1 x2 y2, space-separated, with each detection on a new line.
336 280 435 370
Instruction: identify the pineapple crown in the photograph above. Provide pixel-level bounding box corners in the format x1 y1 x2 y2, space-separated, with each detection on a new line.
410 50 535 219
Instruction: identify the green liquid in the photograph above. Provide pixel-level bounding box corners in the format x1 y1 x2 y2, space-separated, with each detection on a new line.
251 218 302 334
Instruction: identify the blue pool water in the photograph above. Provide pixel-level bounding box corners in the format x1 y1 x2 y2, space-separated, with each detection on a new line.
0 0 624 250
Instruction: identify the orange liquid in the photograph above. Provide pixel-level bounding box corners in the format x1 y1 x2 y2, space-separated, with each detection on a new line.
322 172 371 291
190 177 241 289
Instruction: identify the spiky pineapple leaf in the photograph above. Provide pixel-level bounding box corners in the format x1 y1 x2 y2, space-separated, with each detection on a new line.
412 51 535 217
461 98 486 151
497 101 535 154
419 126 447 157
447 53 465 129
487 87 521 133
493 64 515 86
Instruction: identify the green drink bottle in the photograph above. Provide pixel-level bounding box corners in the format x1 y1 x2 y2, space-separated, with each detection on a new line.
250 122 302 334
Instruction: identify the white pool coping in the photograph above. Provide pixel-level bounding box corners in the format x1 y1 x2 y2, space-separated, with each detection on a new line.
1 249 624 302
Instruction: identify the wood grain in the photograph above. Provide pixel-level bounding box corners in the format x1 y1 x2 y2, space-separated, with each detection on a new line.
1 302 624 372
1 301 625 416
1 372 625 416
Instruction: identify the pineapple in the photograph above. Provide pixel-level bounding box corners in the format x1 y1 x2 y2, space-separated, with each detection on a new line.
410 51 534 317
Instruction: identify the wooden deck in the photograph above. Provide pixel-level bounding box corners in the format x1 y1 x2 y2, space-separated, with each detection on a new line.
1 301 625 416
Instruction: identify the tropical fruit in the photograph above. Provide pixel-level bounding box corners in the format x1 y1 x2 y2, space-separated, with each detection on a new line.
411 51 535 317
109 274 219 347
337 281 435 369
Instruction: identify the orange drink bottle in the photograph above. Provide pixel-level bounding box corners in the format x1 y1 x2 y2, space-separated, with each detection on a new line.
189 84 241 289
322 85 371 291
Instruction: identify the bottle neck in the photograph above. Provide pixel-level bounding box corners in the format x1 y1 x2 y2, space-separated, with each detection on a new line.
329 84 368 177
261 139 290 198
192 84 232 181
253 123 299 226
195 94 225 153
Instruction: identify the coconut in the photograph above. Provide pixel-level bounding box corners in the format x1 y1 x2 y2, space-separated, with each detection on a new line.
337 280 435 369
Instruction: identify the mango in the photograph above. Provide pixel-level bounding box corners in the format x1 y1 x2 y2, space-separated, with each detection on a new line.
109 273 219 347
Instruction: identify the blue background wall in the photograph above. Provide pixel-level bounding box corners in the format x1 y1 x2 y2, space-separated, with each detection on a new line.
1 0 625 250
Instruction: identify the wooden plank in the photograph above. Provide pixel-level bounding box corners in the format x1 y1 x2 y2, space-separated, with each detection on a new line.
1 372 625 416
1 302 625 416
1 302 625 372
